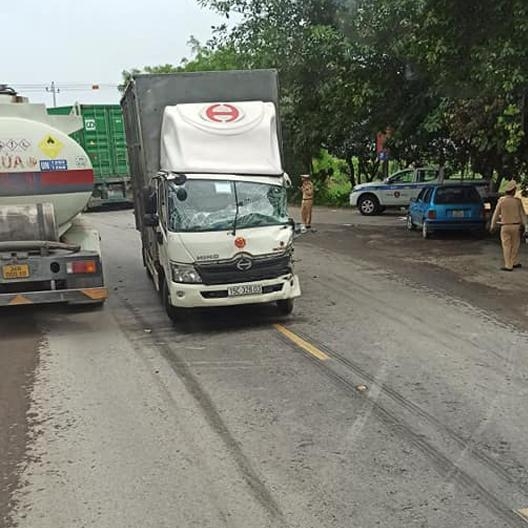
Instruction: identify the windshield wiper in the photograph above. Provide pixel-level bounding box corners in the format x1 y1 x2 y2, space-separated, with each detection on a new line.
232 182 240 236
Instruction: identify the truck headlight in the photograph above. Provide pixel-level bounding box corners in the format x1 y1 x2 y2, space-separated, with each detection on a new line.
170 263 202 284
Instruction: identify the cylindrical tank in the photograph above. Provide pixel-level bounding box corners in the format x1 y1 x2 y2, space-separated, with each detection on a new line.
0 108 94 230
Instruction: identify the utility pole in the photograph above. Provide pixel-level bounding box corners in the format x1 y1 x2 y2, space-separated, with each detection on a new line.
46 81 60 107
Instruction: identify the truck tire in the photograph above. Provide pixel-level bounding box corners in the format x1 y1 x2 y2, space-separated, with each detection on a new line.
162 280 181 322
277 299 294 315
358 194 381 216
142 247 155 280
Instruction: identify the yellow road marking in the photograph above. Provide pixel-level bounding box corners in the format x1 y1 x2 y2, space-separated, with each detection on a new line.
273 324 329 361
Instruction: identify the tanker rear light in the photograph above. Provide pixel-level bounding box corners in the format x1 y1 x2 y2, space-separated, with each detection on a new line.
66 260 97 275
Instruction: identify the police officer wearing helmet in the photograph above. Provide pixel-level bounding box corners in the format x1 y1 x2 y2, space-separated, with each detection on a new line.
490 180 528 271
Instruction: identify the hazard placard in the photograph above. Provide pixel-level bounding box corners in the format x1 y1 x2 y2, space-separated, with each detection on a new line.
39 135 64 159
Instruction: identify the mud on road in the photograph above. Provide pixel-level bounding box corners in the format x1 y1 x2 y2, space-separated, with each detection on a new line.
0 310 41 528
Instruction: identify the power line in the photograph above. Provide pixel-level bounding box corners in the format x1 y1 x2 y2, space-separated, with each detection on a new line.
8 81 120 106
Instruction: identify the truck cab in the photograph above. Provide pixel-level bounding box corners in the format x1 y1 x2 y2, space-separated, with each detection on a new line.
145 171 300 319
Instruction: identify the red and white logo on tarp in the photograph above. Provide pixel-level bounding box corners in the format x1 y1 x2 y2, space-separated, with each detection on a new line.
203 103 243 124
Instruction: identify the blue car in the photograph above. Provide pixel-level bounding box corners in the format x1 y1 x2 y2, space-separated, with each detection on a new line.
407 184 486 238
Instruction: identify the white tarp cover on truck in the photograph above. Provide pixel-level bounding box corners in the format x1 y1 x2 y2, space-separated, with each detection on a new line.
161 101 282 176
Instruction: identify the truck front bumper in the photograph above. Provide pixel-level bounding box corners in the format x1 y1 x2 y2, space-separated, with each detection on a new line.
0 287 108 307
168 274 301 309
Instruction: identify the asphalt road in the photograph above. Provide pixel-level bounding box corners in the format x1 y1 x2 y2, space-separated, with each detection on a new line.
2 209 528 528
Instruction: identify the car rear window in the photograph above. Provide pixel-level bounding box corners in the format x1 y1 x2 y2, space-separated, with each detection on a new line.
434 186 481 204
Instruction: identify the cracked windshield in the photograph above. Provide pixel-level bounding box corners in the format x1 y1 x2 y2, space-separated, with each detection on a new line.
168 180 289 232
1 1 528 528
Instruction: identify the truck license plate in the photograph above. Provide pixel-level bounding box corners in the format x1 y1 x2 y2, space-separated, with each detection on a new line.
2 264 30 279
228 285 263 297
452 210 465 218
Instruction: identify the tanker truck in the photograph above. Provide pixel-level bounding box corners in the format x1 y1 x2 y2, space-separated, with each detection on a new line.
122 70 301 321
0 86 107 307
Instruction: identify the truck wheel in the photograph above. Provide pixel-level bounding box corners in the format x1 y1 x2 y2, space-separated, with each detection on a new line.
142 247 153 278
277 299 294 315
358 194 380 216
162 280 180 322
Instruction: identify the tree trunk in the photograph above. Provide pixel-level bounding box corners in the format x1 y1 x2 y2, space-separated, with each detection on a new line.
357 158 364 185
366 160 380 182
346 154 356 188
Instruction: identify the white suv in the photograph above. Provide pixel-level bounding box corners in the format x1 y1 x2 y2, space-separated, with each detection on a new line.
350 168 440 216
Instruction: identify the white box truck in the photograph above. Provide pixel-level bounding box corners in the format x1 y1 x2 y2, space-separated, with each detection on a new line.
121 70 301 321
0 86 107 307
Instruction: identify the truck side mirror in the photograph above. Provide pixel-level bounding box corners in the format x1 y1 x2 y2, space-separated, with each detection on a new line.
142 187 157 215
144 213 159 227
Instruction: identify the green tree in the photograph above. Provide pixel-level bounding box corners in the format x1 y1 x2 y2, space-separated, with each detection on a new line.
123 0 528 195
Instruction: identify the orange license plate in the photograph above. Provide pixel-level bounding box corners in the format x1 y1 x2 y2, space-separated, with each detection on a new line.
2 264 30 279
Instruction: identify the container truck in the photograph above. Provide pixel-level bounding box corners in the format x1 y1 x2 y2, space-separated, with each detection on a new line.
48 104 131 208
0 86 107 307
121 70 301 321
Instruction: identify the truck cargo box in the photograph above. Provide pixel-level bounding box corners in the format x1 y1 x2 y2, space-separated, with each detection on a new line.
48 104 131 207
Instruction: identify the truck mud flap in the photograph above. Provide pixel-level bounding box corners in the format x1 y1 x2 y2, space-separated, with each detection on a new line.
0 287 108 307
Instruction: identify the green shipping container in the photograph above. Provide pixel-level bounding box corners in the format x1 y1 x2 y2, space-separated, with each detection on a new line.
48 104 132 208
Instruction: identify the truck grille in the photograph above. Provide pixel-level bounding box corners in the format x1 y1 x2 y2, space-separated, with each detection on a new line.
196 253 292 286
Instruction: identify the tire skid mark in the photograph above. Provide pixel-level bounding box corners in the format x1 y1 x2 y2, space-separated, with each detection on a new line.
276 331 527 528
318 271 528 487
112 293 287 526
329 270 526 369
292 326 522 489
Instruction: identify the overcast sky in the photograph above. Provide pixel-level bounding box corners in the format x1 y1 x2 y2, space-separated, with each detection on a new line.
1 0 223 107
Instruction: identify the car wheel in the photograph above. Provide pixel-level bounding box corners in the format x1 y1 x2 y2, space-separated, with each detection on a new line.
406 214 416 231
162 279 181 322
277 299 294 315
358 194 380 216
422 222 431 239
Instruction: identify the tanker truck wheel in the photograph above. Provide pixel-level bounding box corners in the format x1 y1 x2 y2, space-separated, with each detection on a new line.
71 301 105 312
85 301 105 311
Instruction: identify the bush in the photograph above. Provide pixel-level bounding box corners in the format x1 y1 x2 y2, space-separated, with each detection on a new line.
315 182 351 206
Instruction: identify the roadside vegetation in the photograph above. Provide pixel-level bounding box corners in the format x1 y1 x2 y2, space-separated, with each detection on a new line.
123 0 528 205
